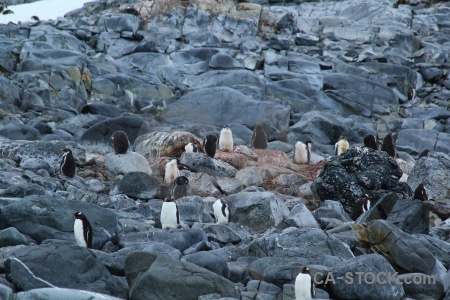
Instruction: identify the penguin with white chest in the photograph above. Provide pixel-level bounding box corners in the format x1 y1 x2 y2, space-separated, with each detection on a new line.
161 198 180 230
213 199 230 225
185 142 198 153
71 212 93 248
295 266 315 300
219 125 233 152
60 148 76 177
164 159 181 185
293 141 313 164
335 136 349 156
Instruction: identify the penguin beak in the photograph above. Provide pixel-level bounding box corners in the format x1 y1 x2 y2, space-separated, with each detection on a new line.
71 212 77 216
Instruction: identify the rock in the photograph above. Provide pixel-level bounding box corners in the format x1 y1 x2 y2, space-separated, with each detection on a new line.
0 227 28 247
247 228 354 266
110 172 160 200
226 192 290 233
195 223 242 245
328 254 405 300
5 240 126 298
414 234 450 269
182 251 230 278
180 153 237 178
399 273 444 300
134 131 202 161
105 151 152 180
20 158 55 176
314 147 409 217
178 201 214 225
357 192 399 223
0 124 41 141
187 173 221 198
125 251 240 299
15 288 123 300
80 116 150 146
81 103 122 117
386 199 430 234
285 203 320 229
248 257 309 287
235 167 263 187
216 177 243 195
0 195 121 249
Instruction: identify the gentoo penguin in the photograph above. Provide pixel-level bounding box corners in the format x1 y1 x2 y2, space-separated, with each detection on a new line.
160 198 180 230
60 148 76 177
335 136 349 156
31 16 40 21
203 134 218 158
418 149 430 159
109 131 129 154
184 142 198 153
413 183 428 201
213 199 230 225
363 134 378 150
164 159 180 185
293 141 313 164
172 176 189 200
295 266 315 300
251 124 268 149
380 133 396 158
219 125 233 152
408 86 416 100
71 212 93 248
353 195 371 220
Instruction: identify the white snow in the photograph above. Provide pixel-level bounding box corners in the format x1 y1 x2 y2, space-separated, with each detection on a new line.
0 0 90 24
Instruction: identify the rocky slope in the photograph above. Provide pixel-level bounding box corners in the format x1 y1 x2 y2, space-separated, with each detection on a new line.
0 0 449 299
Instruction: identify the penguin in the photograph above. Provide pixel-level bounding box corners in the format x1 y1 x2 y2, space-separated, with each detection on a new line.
71 212 93 248
31 16 40 21
418 149 430 159
60 148 76 177
353 194 371 220
295 266 315 300
184 142 198 153
0 4 5 14
203 134 218 158
293 141 313 164
160 198 180 230
109 131 130 154
219 125 233 152
380 133 396 158
213 199 230 225
2 9 13 14
413 183 428 201
408 86 416 101
363 134 378 150
172 176 189 200
335 136 349 156
251 124 267 149
164 158 180 185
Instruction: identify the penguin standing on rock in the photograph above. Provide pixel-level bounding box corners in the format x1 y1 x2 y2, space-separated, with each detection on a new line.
71 212 93 248
414 183 428 201
109 131 130 154
353 195 371 220
251 124 267 149
295 266 315 300
219 125 233 152
363 134 378 150
164 159 180 185
381 133 396 158
335 136 349 156
60 148 76 177
293 141 313 164
161 198 180 230
203 134 218 158
172 176 189 200
213 199 230 225
184 142 198 153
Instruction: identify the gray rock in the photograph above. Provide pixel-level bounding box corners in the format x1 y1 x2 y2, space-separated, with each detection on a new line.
386 199 430 234
178 201 214 225
249 257 309 287
97 13 141 33
235 167 263 187
247 228 354 266
226 192 290 233
0 227 28 247
285 203 320 229
0 123 41 140
209 53 243 69
183 251 230 278
15 288 123 300
81 103 122 117
187 173 221 197
20 158 54 176
414 234 450 269
0 183 50 198
105 151 152 180
399 273 444 300
216 177 243 195
125 251 240 299
195 223 242 245
180 153 237 178
110 172 160 200
328 254 405 300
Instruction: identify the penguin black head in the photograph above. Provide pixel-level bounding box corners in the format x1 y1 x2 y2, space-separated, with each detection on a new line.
72 211 87 219
413 183 428 201
301 266 311 275
62 148 72 154
31 15 40 21
223 124 230 129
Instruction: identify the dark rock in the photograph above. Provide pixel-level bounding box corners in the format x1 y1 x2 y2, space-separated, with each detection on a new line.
125 251 240 299
386 199 430 234
399 273 444 300
209 53 243 69
0 124 41 140
0 182 50 198
328 254 405 300
414 234 450 269
357 192 399 223
196 223 242 245
183 251 230 278
81 103 122 117
0 227 28 247
111 172 160 200
248 257 309 287
180 152 237 178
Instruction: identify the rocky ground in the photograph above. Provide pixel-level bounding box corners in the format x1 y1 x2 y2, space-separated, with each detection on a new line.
0 0 449 299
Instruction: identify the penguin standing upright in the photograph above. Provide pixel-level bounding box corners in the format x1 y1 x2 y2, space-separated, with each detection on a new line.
251 124 267 149
109 131 130 154
213 199 230 225
203 135 218 158
60 148 76 177
161 198 180 230
71 212 93 248
219 125 233 152
363 134 378 150
335 136 349 156
293 141 313 164
164 159 180 185
353 195 371 220
414 183 428 201
172 176 189 200
184 142 198 153
295 266 315 300
380 133 396 158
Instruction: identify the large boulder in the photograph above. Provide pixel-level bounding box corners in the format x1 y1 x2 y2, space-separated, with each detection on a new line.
313 147 410 217
15 288 123 300
110 172 160 200
124 251 241 300
386 199 430 234
105 151 152 180
180 152 237 178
